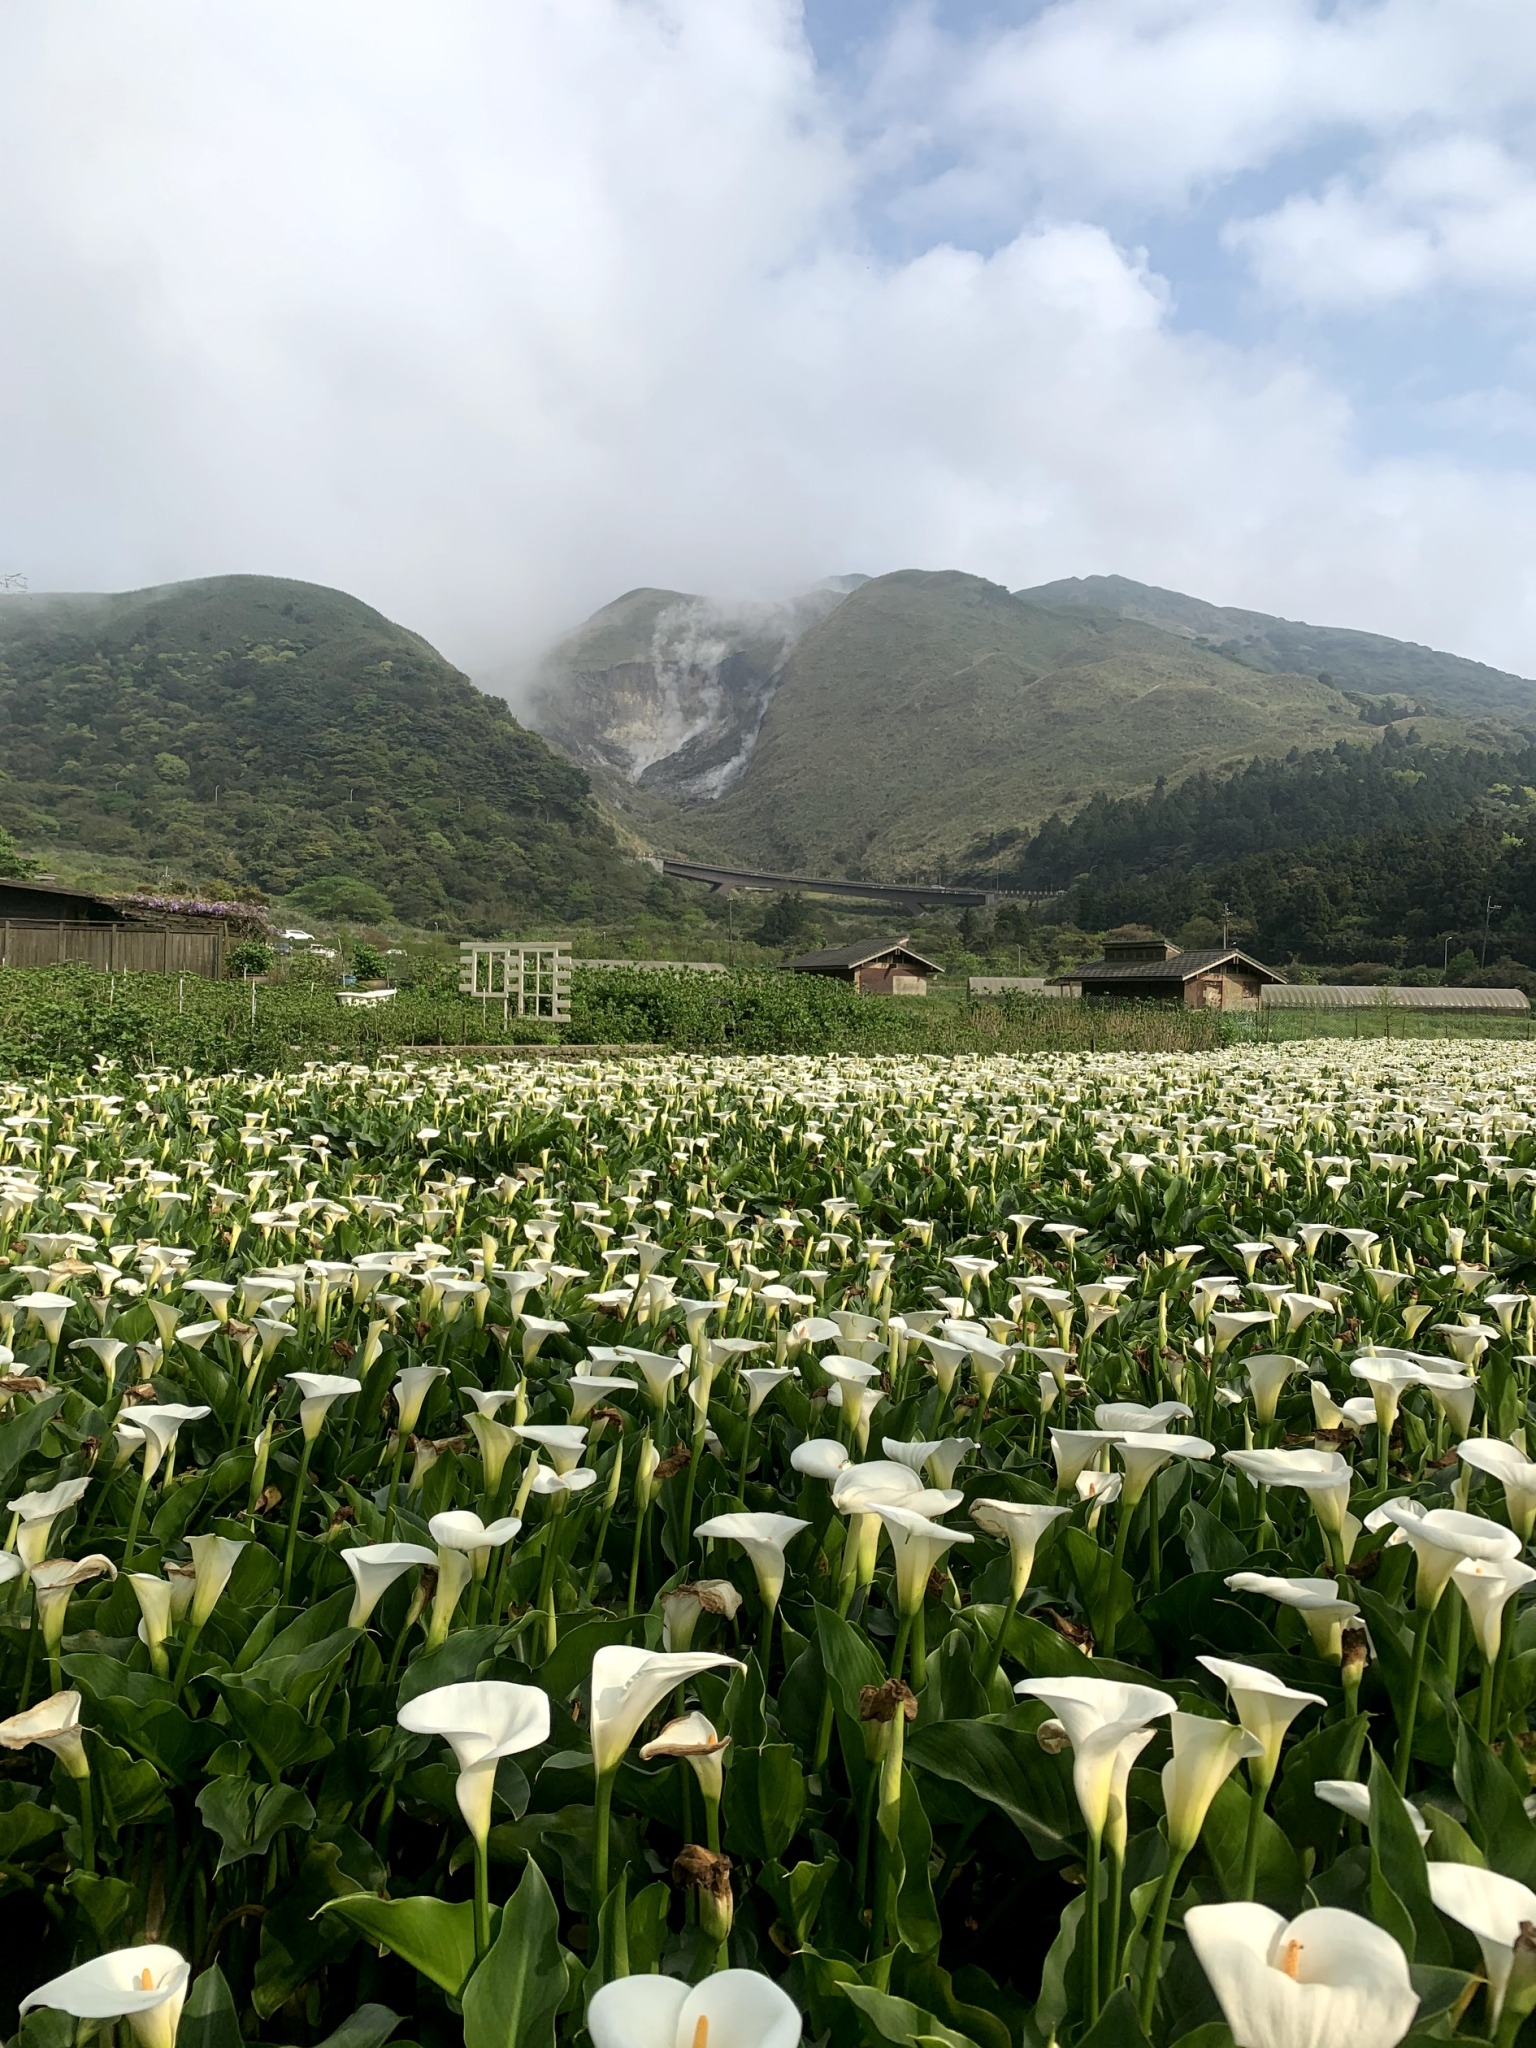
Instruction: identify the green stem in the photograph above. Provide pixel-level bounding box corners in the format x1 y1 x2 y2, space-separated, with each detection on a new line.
626 1501 649 1619
1479 1656 1497 1744
736 1417 752 1501
171 1619 204 1697
121 1465 152 1570
76 1771 95 1875
473 1833 490 1962
1239 1768 1269 1901
384 1427 408 1540
1137 1846 1188 2036
912 1604 928 1690
889 1611 912 1684
1084 1823 1103 2025
1394 1602 1434 1791
279 1437 315 1603
1105 1839 1125 2004
593 1767 615 1909
977 1588 1021 1690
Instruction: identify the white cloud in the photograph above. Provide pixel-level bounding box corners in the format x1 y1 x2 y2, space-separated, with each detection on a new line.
1230 137 1536 306
1 0 1536 685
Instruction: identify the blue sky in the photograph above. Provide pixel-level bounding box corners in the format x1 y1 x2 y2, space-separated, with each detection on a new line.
3 1 1536 674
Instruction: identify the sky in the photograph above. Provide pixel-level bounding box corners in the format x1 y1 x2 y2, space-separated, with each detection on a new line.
4 0 1536 680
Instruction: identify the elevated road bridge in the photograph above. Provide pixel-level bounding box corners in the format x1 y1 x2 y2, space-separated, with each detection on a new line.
659 858 1060 913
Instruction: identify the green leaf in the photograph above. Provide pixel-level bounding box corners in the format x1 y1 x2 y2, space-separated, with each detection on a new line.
396 1626 504 1707
293 2012 400 2048
814 1601 887 1720
317 1896 480 1998
1455 1717 1536 1887
179 1966 243 2048
462 1854 566 2048
1168 2027 1236 2047
1368 1747 1449 1965
254 1840 367 2018
842 1985 979 2048
1064 1527 1134 1647
1271 1713 1368 1861
761 1854 838 1950
1420 1803 1485 1869
0 1389 67 1497
62 1871 136 1949
1200 1774 1302 1914
1179 1500 1247 1576
907 1717 1078 1860
0 1800 59 1863
213 1680 333 1782
887 1954 1014 2048
536 1614 634 1703
723 1743 805 1861
196 1777 316 1873
1080 1985 1153 2048
896 1766 943 1958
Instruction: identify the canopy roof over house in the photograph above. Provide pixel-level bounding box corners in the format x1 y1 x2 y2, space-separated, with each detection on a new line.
782 937 943 974
1055 942 1286 987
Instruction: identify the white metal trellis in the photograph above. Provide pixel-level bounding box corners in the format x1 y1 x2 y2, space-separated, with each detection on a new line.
459 942 571 1023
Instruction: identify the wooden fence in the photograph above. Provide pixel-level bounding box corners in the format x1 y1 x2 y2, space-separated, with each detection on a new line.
0 921 227 978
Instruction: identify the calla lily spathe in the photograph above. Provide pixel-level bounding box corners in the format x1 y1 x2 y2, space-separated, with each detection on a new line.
1426 1862 1536 2031
1185 1903 1418 2048
341 1541 436 1627
589 1646 743 1778
692 1511 808 1610
396 1681 549 1844
588 1968 801 2048
21 1945 191 2048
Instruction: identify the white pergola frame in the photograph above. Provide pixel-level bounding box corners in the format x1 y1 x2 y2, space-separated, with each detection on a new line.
458 942 571 1022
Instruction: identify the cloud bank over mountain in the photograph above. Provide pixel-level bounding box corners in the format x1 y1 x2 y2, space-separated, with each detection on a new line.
3 1 1536 677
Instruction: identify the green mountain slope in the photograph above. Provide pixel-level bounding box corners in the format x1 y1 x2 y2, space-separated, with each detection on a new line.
684 570 1446 876
0 574 648 928
1017 573 1536 719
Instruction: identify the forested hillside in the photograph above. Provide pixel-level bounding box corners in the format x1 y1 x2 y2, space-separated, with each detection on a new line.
0 576 655 928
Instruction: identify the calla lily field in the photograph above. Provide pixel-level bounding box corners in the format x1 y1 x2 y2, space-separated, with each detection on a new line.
6 1043 1536 2046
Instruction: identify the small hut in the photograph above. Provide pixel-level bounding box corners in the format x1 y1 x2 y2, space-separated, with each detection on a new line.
781 937 941 996
1055 933 1285 1009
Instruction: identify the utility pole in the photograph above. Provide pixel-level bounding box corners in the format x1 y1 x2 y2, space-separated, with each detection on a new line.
1482 895 1501 969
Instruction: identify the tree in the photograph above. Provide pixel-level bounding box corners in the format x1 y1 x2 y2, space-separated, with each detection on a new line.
0 826 39 879
754 892 823 953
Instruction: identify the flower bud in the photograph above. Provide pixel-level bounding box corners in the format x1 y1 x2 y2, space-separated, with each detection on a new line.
673 1845 733 1947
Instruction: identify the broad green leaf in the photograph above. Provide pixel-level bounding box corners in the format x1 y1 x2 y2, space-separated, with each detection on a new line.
288 2008 401 2048
843 1986 978 2048
317 1896 480 1998
179 1966 242 2048
396 1625 504 1706
196 1777 316 1872
1368 1747 1449 1965
723 1742 805 1861
462 1854 566 2048
62 1871 136 1949
536 1613 634 1703
0 1390 67 1497
0 1800 59 1862
1455 1717 1536 1887
254 1841 368 2018
896 1765 943 1958
1064 1527 1135 1647
814 1601 887 1720
760 1854 838 1950
887 1954 1014 2048
1200 1773 1302 1914
1079 1986 1152 2048
213 1680 333 1782
1178 1500 1247 1576
907 1716 1078 1860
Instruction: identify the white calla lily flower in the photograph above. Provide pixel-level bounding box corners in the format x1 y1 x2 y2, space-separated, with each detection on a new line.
1185 1903 1417 2048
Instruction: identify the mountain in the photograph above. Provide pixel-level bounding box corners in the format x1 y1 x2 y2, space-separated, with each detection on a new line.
526 582 854 802
1017 573 1536 720
0 574 650 928
530 568 1488 878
